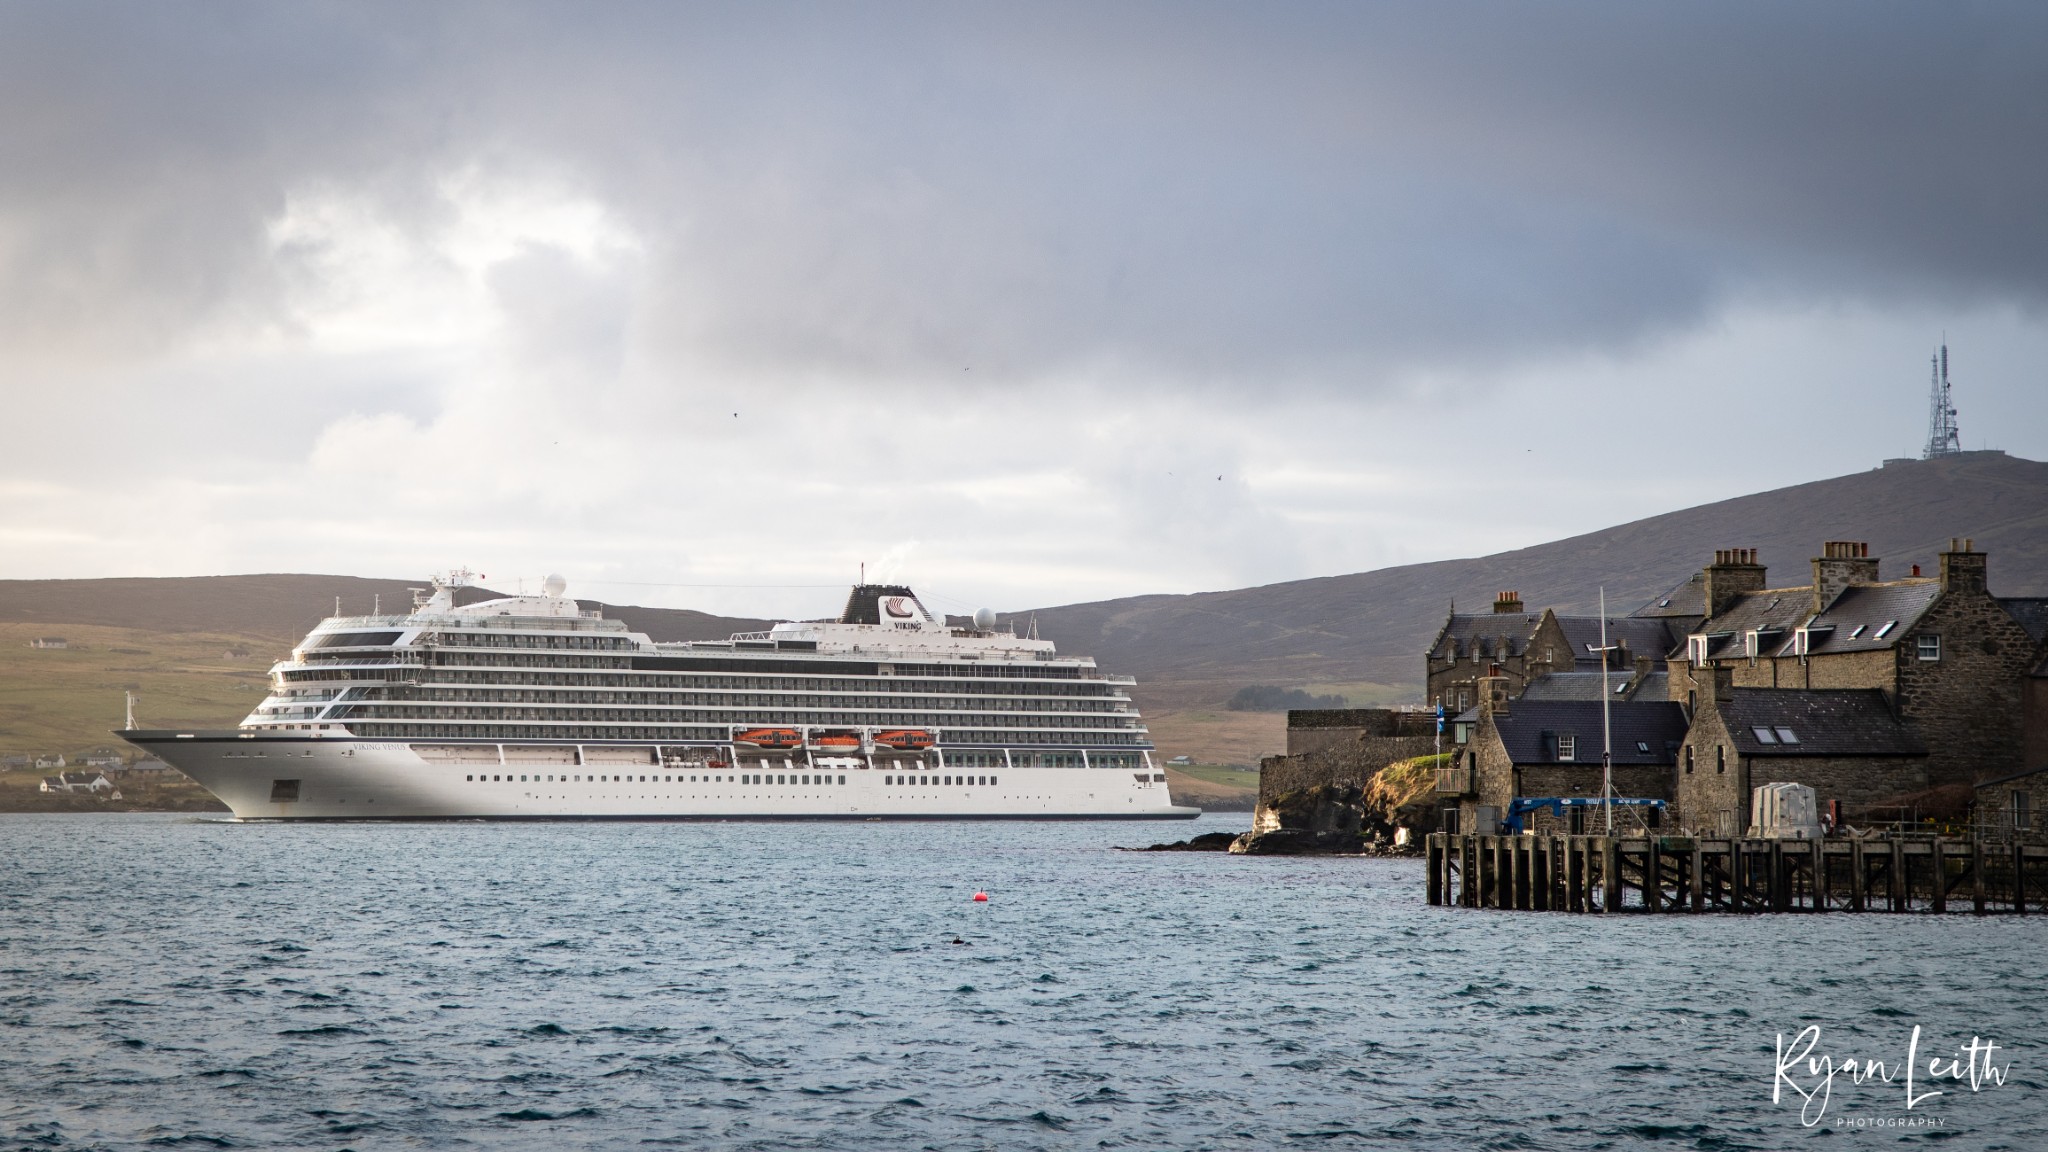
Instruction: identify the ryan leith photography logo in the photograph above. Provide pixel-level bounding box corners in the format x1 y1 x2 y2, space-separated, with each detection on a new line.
1772 1025 2013 1128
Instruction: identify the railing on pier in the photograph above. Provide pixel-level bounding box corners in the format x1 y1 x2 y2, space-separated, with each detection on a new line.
1433 766 1472 796
1424 831 2048 915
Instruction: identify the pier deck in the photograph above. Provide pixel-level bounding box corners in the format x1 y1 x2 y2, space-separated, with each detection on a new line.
1425 832 2048 914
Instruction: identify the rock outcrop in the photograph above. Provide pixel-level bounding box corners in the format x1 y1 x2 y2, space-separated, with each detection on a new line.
1228 783 1367 855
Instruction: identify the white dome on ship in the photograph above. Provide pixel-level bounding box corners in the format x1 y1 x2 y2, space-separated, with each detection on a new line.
542 573 568 598
973 607 997 630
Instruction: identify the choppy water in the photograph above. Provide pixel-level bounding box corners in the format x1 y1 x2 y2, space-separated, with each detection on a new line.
2 813 2044 1150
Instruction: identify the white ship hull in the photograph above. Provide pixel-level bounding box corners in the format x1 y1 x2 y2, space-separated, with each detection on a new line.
123 732 1200 821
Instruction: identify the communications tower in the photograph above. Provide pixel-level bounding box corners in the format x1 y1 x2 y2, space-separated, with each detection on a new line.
1923 343 1961 459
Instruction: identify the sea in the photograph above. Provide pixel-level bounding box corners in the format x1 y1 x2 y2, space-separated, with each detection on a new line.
2 812 2044 1150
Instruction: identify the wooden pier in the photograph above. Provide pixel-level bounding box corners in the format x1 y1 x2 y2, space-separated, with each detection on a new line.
1425 831 2048 914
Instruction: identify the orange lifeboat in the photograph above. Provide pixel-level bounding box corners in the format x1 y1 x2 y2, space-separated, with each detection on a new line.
874 729 934 751
734 727 802 749
811 732 863 752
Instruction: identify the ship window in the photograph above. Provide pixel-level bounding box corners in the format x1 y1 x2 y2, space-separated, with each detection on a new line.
493 774 500 781
991 776 998 786
838 775 846 785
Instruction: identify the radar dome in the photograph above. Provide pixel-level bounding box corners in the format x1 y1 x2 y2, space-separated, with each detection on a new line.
973 607 998 630
542 573 568 598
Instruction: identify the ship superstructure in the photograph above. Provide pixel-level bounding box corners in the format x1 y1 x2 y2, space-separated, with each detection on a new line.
120 574 1193 820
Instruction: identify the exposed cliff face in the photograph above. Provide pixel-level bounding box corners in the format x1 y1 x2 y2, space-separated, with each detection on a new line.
1230 783 1367 854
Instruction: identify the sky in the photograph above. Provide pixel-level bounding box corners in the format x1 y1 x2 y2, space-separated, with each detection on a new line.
3 2 2046 620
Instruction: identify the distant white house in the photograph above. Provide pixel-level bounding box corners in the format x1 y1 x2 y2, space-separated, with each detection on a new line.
27 637 68 649
1166 755 1194 766
33 754 67 771
41 771 112 794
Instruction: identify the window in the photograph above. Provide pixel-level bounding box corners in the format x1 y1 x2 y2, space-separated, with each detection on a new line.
1875 620 1897 639
2013 790 2032 831
1752 726 1779 744
1556 735 1576 761
1635 741 1649 754
1775 727 1799 745
1716 746 1726 774
838 775 846 785
1849 624 1866 639
1917 635 1941 662
1688 636 1709 666
1684 746 1694 775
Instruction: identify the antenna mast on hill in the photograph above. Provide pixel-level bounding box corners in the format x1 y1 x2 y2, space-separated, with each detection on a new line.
1924 342 1961 459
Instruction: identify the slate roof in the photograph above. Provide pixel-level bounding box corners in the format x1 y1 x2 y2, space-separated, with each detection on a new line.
1631 669 1669 702
1633 572 1706 619
1555 616 1681 663
1796 580 1943 657
2000 598 2048 645
1521 671 1642 701
1429 612 1543 660
1691 588 1815 659
1489 701 1689 766
1718 689 1925 757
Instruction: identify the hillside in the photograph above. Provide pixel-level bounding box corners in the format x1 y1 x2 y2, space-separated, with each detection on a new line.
0 574 771 649
1005 451 2048 708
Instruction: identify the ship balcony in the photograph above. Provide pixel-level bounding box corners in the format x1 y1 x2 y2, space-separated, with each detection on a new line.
1435 766 1474 796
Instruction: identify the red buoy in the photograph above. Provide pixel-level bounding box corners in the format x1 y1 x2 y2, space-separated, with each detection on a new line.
972 891 989 902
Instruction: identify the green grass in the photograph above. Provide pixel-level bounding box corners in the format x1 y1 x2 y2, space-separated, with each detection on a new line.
0 623 280 762
1168 763 1261 790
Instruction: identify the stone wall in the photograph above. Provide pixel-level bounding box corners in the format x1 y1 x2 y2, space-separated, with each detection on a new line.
2028 674 2048 772
1892 581 2036 786
1259 731 1439 808
1284 708 1433 756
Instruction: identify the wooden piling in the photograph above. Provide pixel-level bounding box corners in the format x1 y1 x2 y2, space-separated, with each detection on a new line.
1849 839 1865 912
1689 842 1704 912
2016 844 2028 916
1931 839 1947 914
1818 832 1835 906
1889 838 1904 912
1601 837 1621 913
1972 838 1986 915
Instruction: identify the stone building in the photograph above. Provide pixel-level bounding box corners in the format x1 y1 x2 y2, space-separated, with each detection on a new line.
1259 709 1438 806
1666 540 2046 789
1424 592 1683 714
1672 668 1928 834
1443 671 1687 833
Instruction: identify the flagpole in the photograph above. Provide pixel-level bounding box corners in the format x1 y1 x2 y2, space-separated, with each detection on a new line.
1600 586 1613 834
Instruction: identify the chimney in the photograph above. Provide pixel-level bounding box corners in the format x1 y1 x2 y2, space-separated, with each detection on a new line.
1811 541 1879 614
1939 537 1986 596
1703 548 1767 619
1477 664 1511 718
1492 590 1523 614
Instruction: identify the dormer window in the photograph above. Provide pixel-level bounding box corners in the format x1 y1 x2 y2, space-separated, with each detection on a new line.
1688 635 1709 665
1557 735 1576 761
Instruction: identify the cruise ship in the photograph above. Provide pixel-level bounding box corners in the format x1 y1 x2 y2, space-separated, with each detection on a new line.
119 573 1197 821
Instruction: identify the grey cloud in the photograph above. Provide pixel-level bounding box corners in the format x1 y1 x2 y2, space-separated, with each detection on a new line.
0 2 2043 392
